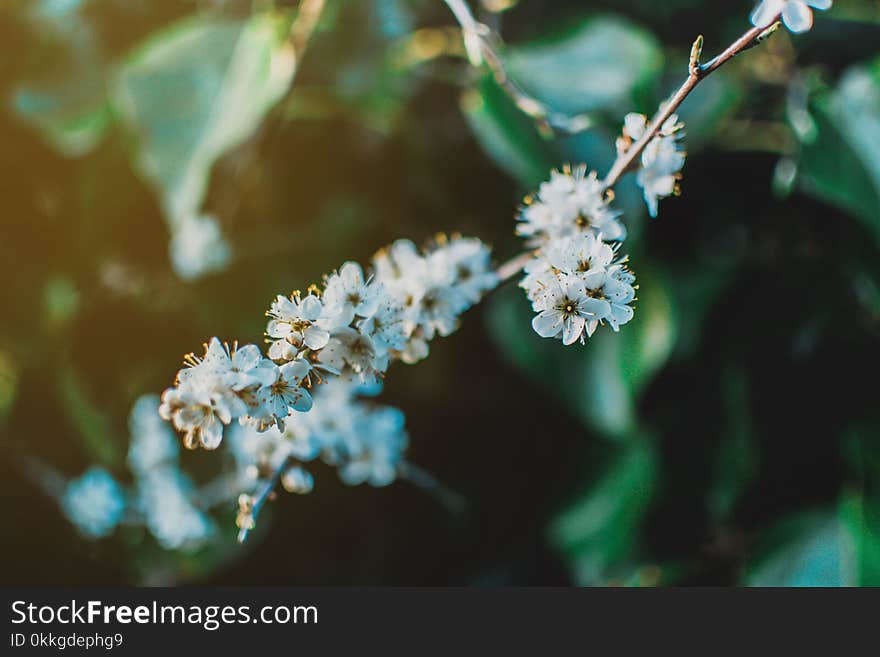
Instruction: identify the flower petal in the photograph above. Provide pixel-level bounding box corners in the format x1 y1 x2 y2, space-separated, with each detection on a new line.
751 0 785 27
783 1 813 32
562 315 586 345
532 311 563 339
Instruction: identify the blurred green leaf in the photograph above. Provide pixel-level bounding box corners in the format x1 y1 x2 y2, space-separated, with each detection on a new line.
0 351 18 424
708 366 758 523
504 15 663 116
43 275 81 330
11 6 110 156
461 75 556 188
674 72 742 146
487 261 676 439
840 490 880 586
745 510 845 586
57 362 123 469
112 11 297 229
798 58 880 241
745 496 880 586
549 438 659 585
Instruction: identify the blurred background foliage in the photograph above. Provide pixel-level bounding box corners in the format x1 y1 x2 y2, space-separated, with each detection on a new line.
1 0 879 586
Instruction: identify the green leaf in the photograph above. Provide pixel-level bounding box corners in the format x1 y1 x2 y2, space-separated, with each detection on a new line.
708 366 758 523
798 59 880 241
460 75 556 189
112 11 297 229
11 8 111 156
840 490 880 586
744 495 880 586
487 261 676 439
549 439 659 585
503 16 663 116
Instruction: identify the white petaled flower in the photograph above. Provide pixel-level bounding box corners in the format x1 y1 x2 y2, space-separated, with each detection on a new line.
517 166 626 245
322 262 380 325
127 395 179 476
531 275 609 346
258 359 313 431
622 113 686 218
136 468 214 550
337 406 408 487
751 0 831 33
429 236 498 305
62 467 126 539
319 327 388 383
358 295 409 352
520 232 637 345
266 292 337 361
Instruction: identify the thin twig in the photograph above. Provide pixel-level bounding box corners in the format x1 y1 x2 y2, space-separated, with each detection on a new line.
602 22 779 189
236 456 291 543
443 0 592 135
398 461 467 515
490 20 783 285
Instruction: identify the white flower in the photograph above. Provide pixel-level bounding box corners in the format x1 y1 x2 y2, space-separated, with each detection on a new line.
159 385 234 450
337 407 408 487
266 292 336 360
623 113 686 218
136 468 214 550
322 262 380 325
751 0 831 33
62 467 125 539
358 295 409 352
169 214 231 281
318 327 388 383
257 359 313 431
531 275 609 346
127 395 178 476
522 234 637 344
429 236 498 305
518 167 626 245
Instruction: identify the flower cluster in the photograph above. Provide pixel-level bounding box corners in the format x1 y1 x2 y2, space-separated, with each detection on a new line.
229 377 409 499
517 166 637 345
621 113 686 218
517 165 626 245
160 235 495 450
751 0 831 34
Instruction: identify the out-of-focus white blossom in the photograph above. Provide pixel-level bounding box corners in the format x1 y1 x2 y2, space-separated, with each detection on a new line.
228 376 409 494
128 394 179 476
62 467 125 538
169 214 231 281
751 0 831 33
622 113 686 218
517 166 626 245
135 468 215 550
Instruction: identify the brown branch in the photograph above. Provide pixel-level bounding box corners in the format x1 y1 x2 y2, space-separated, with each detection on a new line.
444 0 592 134
602 21 780 189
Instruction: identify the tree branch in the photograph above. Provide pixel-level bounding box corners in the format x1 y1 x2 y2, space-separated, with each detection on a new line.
602 21 780 189
443 0 592 134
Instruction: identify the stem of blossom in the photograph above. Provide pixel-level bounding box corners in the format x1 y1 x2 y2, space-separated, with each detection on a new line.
398 461 467 515
443 0 593 134
602 21 778 190
495 251 534 284
237 457 291 543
